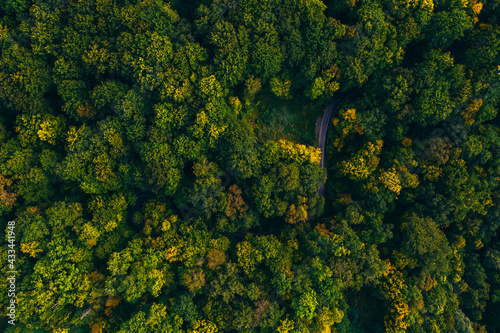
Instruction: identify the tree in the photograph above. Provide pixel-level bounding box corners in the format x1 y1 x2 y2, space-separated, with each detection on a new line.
209 262 245 303
305 77 325 100
412 50 471 125
338 140 383 181
14 202 99 332
57 118 133 194
0 174 17 215
339 1 397 88
454 308 475 333
249 20 283 81
460 253 490 321
385 0 434 48
139 126 183 195
106 237 174 303
208 20 249 87
0 44 52 113
118 303 183 333
292 290 319 320
0 139 55 204
426 10 473 50
400 213 452 279
270 76 292 99
236 240 264 276
225 184 249 221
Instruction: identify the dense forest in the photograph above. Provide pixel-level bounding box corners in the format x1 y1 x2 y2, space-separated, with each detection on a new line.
0 0 499 332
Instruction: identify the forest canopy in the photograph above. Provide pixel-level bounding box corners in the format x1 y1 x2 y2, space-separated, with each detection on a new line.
0 0 499 332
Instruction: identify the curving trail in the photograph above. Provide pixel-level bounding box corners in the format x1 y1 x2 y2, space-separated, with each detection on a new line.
316 89 357 198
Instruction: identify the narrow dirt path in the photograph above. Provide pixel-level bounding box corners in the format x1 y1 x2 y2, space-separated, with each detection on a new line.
317 89 357 196
305 89 357 222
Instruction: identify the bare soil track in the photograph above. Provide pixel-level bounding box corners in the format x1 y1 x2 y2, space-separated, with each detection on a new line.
317 89 357 197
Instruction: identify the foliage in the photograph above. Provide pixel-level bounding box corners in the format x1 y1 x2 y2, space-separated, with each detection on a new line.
0 0 499 332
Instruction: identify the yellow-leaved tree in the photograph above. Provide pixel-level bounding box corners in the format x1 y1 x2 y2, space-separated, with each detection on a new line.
277 139 322 165
380 262 411 333
339 140 383 181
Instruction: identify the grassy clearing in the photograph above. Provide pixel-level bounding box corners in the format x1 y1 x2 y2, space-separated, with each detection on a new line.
251 94 322 146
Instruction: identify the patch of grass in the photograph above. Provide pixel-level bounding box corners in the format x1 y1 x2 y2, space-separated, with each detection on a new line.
252 94 322 146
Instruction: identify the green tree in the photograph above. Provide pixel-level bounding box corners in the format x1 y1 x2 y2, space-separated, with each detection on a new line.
426 10 473 50
58 118 133 194
118 303 183 333
208 20 249 87
412 50 471 125
292 290 319 320
400 213 452 278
